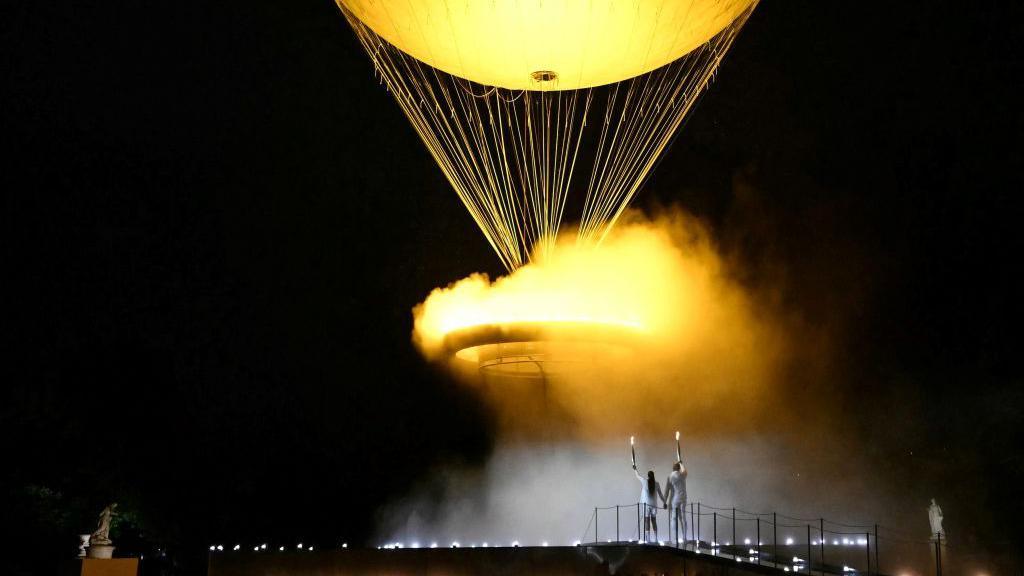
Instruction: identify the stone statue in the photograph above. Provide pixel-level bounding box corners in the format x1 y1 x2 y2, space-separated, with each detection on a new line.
91 503 118 546
927 498 944 540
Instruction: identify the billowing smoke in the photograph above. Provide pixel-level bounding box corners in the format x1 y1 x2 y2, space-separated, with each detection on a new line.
376 438 892 548
381 208 941 572
412 208 789 439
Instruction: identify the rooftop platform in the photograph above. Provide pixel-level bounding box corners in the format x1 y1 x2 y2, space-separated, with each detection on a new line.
209 542 875 576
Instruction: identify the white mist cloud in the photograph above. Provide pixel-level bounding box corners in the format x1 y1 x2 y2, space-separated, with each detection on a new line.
384 208 913 561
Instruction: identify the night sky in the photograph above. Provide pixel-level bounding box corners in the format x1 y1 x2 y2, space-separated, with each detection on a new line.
3 1 1023 574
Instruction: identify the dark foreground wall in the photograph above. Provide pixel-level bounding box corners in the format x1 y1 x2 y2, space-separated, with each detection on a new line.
209 545 786 576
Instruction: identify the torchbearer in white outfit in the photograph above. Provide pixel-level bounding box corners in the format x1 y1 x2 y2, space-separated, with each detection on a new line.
664 434 688 546
634 466 666 543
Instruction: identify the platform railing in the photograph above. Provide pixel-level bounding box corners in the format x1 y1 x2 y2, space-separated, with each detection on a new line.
587 502 956 576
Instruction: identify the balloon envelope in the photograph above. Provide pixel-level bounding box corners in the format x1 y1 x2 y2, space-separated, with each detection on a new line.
339 0 757 90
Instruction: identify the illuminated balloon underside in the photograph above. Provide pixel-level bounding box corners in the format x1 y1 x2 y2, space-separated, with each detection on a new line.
340 0 758 270
442 321 643 377
409 218 736 377
340 0 757 91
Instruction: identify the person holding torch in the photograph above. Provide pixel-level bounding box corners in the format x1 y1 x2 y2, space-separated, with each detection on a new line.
632 436 666 543
664 431 689 546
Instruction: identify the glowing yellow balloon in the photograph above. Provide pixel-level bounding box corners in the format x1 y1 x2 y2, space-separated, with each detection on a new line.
338 0 757 90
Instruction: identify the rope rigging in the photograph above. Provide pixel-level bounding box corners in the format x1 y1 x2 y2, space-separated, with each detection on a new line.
342 2 756 270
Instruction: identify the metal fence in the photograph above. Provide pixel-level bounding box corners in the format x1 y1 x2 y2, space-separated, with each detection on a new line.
583 502 959 576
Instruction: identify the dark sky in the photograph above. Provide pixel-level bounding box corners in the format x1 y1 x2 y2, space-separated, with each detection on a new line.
3 0 1023 573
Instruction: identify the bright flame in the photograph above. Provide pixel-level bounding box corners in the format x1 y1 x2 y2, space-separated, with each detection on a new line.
414 214 749 361
407 210 790 440
413 228 671 355
411 222 692 356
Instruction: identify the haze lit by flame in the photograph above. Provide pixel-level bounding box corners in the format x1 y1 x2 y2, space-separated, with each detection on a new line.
411 209 786 437
388 210 809 554
413 220 711 359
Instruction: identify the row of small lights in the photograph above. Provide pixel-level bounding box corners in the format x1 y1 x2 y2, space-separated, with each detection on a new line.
209 543 348 552
374 536 870 549
207 537 872 569
739 537 869 547
209 541 561 552
203 536 984 576
202 540 986 576
379 540 552 549
210 536 869 553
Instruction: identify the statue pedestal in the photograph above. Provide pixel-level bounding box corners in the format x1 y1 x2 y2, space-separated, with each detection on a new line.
87 544 115 559
78 558 138 576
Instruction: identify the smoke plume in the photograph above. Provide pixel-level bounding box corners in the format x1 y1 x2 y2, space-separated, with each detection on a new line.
381 207 937 572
